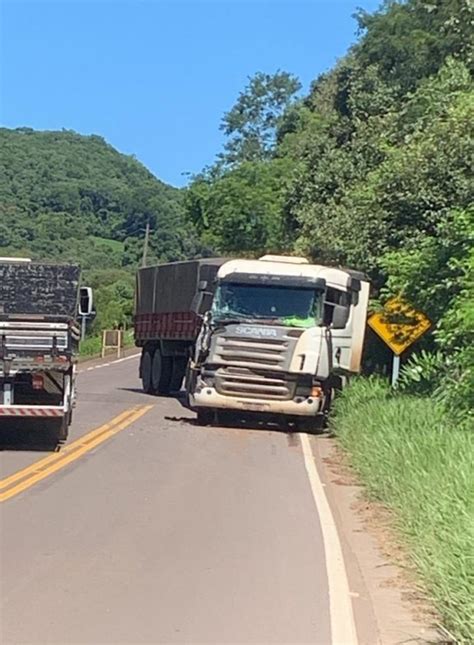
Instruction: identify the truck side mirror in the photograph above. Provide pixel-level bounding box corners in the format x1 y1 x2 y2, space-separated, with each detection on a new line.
332 304 349 329
79 286 94 316
198 280 208 291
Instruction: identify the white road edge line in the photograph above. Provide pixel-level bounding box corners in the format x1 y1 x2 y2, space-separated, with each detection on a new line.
299 432 359 645
78 353 140 374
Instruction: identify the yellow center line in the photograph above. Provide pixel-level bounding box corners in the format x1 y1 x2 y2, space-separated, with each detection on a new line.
0 407 136 490
0 405 153 503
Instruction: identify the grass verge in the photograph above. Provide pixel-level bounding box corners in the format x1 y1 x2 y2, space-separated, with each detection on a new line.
329 378 474 643
79 330 135 359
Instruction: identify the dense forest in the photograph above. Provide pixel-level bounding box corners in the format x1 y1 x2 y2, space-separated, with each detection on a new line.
0 128 205 329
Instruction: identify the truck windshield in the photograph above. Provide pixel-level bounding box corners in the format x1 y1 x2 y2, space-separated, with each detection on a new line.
212 283 323 327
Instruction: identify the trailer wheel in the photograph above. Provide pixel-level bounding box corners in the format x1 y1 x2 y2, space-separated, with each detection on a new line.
170 357 187 393
141 349 154 394
152 349 173 395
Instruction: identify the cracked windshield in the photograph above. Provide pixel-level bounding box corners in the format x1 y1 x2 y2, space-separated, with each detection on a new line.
212 283 322 327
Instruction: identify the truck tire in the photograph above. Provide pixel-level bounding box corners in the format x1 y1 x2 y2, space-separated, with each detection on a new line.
50 417 69 444
297 415 325 435
58 417 69 442
170 357 187 393
196 408 214 426
141 349 154 394
152 349 173 395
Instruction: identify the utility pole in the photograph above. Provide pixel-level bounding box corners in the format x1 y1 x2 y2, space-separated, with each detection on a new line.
141 221 150 268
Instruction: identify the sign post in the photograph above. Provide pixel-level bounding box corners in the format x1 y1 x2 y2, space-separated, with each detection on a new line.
391 355 401 387
368 297 431 386
80 315 87 342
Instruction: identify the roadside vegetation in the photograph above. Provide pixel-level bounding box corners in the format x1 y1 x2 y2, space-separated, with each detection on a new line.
330 379 474 642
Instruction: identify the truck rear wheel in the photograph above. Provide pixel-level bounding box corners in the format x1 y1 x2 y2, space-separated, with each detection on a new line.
141 349 154 394
50 417 69 444
152 349 173 395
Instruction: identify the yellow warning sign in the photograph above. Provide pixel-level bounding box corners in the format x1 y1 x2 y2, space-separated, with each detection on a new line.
368 297 431 355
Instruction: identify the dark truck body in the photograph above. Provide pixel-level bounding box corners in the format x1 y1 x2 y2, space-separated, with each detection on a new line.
0 261 81 441
134 259 225 394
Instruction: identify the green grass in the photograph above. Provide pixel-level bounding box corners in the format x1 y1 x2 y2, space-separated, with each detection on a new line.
89 236 125 252
78 335 102 358
79 330 135 358
330 378 474 643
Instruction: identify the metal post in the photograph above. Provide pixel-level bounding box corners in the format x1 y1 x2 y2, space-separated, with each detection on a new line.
81 315 87 342
391 353 401 387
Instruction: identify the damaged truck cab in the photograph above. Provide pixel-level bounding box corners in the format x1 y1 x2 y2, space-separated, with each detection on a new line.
187 255 369 430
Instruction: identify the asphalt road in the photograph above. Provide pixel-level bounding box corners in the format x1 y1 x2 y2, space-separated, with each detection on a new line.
0 354 359 644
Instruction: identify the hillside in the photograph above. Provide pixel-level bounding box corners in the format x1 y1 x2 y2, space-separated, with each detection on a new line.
0 127 204 327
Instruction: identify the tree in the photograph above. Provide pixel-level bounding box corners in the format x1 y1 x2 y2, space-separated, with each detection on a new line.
219 71 301 166
185 158 293 255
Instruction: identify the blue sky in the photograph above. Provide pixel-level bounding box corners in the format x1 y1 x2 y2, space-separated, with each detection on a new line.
1 0 381 187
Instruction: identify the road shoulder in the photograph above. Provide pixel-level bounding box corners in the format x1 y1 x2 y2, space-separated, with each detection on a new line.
309 434 444 645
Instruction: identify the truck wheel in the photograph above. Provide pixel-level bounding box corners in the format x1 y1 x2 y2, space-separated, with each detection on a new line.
297 415 325 435
196 409 213 426
152 349 173 395
50 417 69 444
58 417 69 442
141 349 154 394
169 357 187 393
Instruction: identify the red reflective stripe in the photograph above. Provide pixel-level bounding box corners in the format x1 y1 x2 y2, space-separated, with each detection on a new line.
0 407 64 417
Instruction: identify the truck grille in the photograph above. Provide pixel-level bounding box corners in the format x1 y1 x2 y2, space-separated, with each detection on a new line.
214 335 288 371
215 366 294 400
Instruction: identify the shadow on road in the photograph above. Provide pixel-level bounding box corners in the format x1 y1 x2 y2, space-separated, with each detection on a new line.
170 395 310 436
116 387 146 395
0 419 60 452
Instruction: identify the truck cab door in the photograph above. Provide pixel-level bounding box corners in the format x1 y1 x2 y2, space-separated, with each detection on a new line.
324 282 370 374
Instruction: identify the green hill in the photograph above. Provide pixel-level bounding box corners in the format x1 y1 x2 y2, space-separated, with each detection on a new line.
0 127 200 267
0 127 204 328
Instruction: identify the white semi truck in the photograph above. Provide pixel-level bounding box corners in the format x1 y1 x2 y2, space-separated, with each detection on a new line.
135 255 369 431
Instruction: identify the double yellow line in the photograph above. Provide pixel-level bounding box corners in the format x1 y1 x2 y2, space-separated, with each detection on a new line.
0 405 153 503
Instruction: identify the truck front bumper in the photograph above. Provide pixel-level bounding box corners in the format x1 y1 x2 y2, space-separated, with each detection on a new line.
190 387 323 416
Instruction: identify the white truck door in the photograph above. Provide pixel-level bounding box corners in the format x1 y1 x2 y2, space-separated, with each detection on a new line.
324 280 370 374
